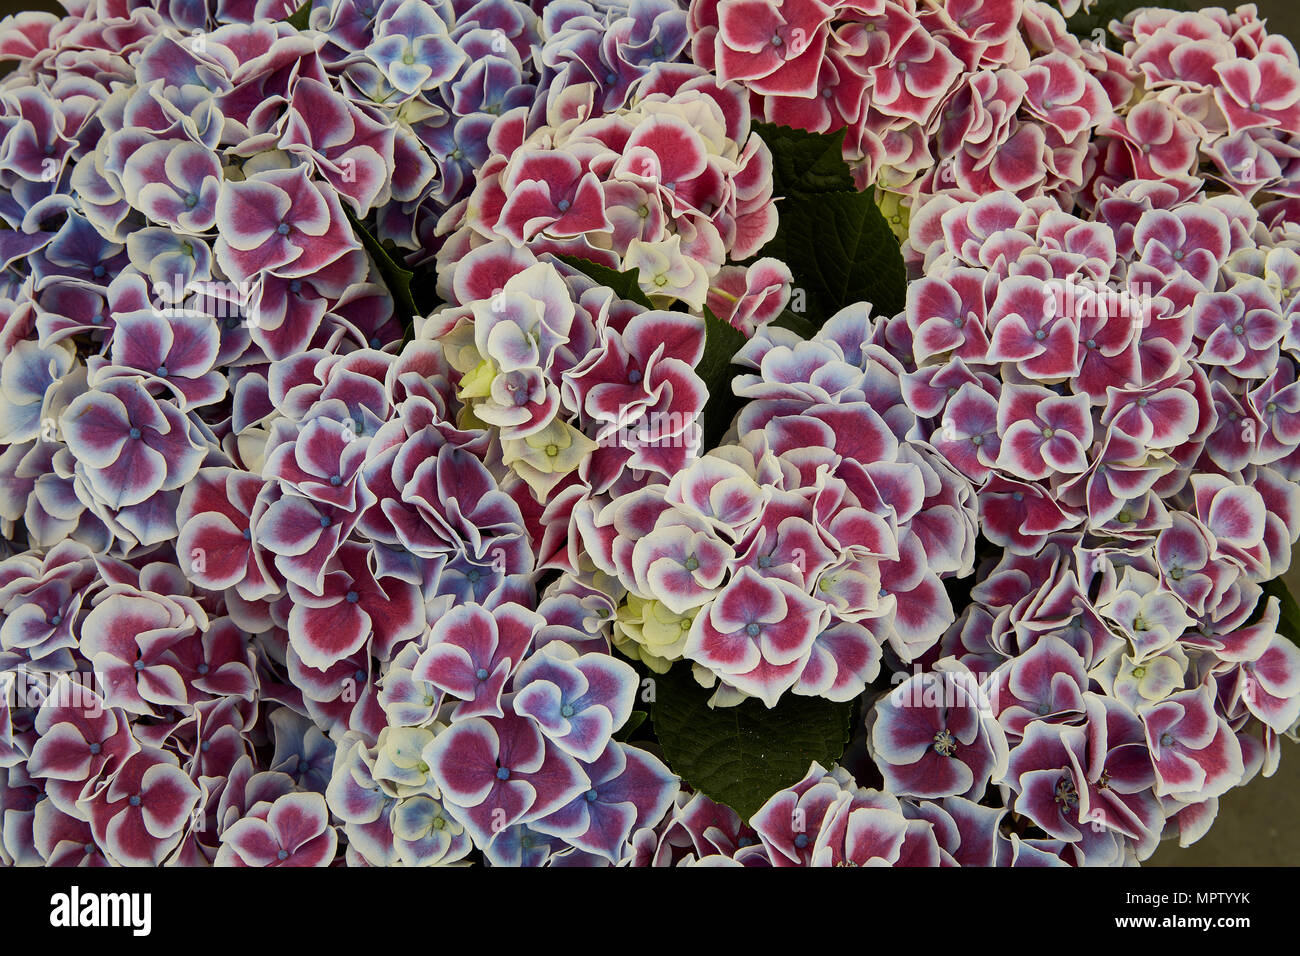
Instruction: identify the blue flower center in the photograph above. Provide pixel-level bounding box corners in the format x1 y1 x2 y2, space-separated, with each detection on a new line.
319 515 331 528
561 704 575 718
89 742 101 755
745 622 760 637
585 789 599 802
197 663 209 675
330 474 342 486
128 427 142 440
277 223 290 235
129 795 141 807
628 369 642 384
156 366 167 376
298 759 311 774
92 265 106 277
289 280 302 293
475 668 489 681
185 193 198 208
794 833 809 848
496 767 510 780
242 527 251 540
557 198 571 212
345 590 359 604
277 849 288 860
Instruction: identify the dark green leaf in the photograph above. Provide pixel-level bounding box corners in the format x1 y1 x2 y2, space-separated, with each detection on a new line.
771 308 818 339
747 124 907 329
1263 577 1300 648
344 208 420 343
751 123 855 196
614 710 649 742
697 305 747 449
696 305 745 391
775 187 907 322
555 254 653 308
651 664 854 820
281 0 312 30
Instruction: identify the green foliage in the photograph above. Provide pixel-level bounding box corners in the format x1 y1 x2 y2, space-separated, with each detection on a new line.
613 710 649 742
344 208 421 344
281 0 312 30
651 664 854 820
1263 577 1300 648
556 254 655 309
697 305 747 448
752 123 856 196
751 124 907 330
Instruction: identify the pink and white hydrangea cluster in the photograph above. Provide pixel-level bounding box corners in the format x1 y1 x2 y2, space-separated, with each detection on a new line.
864 179 1300 862
2 0 1300 870
690 0 1300 254
1086 6 1300 224
585 305 979 706
689 0 1124 210
416 242 713 510
611 0 1300 868
438 67 784 311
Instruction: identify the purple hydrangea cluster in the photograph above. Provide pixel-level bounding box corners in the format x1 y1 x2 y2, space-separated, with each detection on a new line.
0 0 707 867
